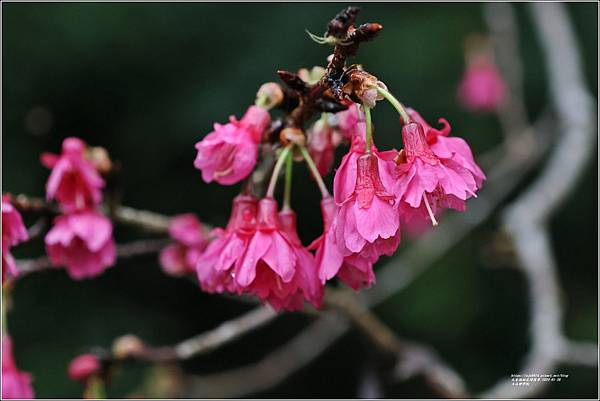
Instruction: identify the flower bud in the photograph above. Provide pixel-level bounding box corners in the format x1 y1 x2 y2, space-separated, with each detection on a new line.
112 334 145 360
68 353 100 382
279 127 306 147
256 82 284 109
86 146 112 175
297 66 326 85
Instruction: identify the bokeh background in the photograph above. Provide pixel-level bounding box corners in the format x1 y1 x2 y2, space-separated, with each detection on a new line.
2 2 597 398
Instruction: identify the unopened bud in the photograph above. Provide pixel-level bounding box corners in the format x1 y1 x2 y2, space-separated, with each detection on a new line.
256 83 284 109
279 127 306 147
297 66 326 85
86 146 112 175
68 353 101 382
112 334 145 360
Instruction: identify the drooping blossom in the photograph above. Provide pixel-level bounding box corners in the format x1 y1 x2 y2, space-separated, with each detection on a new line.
235 198 322 311
2 335 34 399
2 196 28 282
194 106 270 185
41 137 105 212
68 354 100 382
333 135 401 259
407 108 486 188
307 119 336 176
329 101 365 142
458 54 506 112
195 194 258 294
395 121 480 223
159 214 209 277
309 197 376 291
45 209 116 280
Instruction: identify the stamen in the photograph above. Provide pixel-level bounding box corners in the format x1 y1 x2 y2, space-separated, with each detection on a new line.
422 193 439 226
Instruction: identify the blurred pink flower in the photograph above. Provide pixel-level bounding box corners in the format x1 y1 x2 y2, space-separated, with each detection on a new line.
194 105 270 185
68 353 100 382
41 137 105 212
159 214 209 277
307 119 336 176
2 195 28 282
309 197 376 291
45 210 116 280
2 335 34 399
457 55 506 112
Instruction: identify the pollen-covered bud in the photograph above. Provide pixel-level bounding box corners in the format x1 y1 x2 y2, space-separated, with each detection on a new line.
256 82 284 109
112 334 145 360
68 353 101 382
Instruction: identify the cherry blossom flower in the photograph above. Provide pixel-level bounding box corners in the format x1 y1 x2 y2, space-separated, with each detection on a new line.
309 197 376 291
307 119 336 176
159 214 209 277
458 54 506 112
333 136 400 258
2 195 28 282
408 108 486 188
68 354 100 382
45 209 116 280
41 137 105 212
195 194 258 294
395 121 480 225
194 105 270 185
2 335 34 399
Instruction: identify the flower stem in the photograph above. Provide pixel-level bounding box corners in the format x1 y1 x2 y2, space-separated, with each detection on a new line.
364 105 373 152
376 86 411 125
299 146 330 198
266 145 293 198
283 150 293 210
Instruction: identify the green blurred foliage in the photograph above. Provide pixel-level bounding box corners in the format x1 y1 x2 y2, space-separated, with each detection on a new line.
2 3 597 398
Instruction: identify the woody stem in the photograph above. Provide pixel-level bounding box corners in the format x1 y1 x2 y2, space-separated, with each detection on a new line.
376 86 411 125
364 105 373 152
266 145 293 198
283 150 293 209
299 146 330 198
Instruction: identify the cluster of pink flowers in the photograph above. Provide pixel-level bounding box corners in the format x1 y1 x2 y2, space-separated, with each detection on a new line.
2 195 29 283
159 214 209 277
42 137 116 280
190 87 485 310
2 335 34 399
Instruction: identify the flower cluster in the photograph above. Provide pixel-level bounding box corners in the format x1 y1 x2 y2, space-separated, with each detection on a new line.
159 214 209 277
191 77 485 310
2 335 34 399
42 137 116 280
2 195 28 283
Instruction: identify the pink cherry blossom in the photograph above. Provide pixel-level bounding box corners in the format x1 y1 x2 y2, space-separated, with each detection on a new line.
408 108 486 187
309 197 376 291
458 54 506 112
194 105 270 185
330 101 365 142
45 210 116 280
41 137 105 212
307 119 336 176
333 137 400 258
2 335 34 399
195 194 258 294
68 353 100 382
159 214 209 277
2 195 28 282
395 122 480 223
